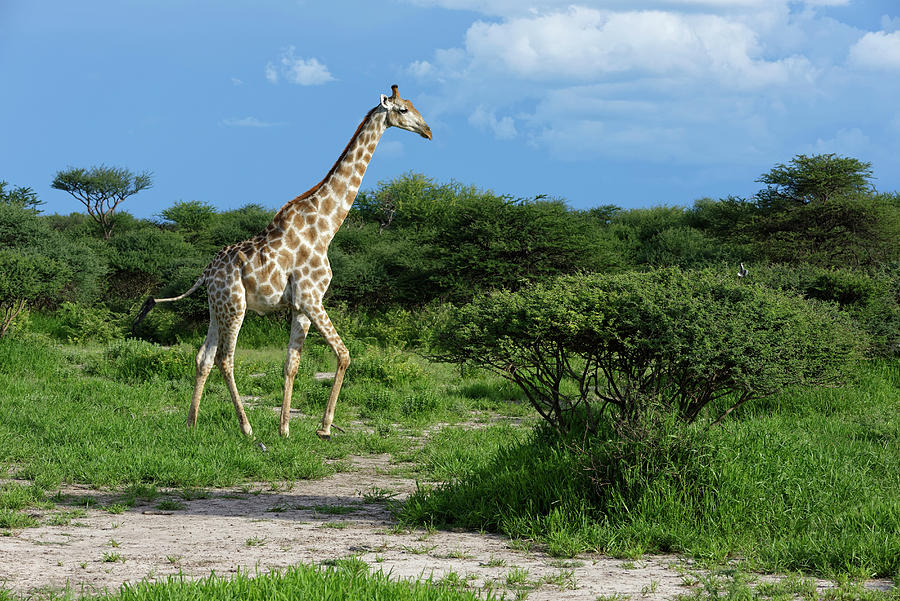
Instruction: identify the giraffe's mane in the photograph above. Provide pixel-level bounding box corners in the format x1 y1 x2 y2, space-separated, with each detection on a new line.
273 105 380 223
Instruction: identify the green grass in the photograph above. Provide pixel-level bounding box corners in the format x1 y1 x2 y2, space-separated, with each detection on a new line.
0 562 496 601
401 360 900 578
0 334 520 490
2 328 899 586
675 568 900 601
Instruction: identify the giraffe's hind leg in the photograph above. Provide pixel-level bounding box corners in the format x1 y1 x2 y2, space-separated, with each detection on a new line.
188 314 219 428
303 304 349 439
280 310 311 437
215 310 253 437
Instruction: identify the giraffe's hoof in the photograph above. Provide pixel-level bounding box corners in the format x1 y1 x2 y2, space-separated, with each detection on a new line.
315 429 331 440
279 426 290 438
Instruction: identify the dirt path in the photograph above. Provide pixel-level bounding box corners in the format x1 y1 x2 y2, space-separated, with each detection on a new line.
0 455 891 600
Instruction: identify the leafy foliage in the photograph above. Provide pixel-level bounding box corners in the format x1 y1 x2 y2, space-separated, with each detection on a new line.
430 269 861 431
51 165 153 239
337 174 620 306
755 153 874 210
0 180 44 211
0 250 69 337
748 264 900 357
53 301 124 343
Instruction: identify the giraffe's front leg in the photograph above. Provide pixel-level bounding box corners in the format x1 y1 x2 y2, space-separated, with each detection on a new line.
280 311 311 437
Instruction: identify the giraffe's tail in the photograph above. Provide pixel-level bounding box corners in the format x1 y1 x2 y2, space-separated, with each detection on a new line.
132 274 206 331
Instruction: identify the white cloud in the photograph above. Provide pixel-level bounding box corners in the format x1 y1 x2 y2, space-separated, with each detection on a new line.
848 30 900 71
265 62 278 83
266 47 335 85
805 127 869 155
406 1 895 167
456 7 811 88
408 60 433 78
469 106 517 139
221 117 285 128
231 78 245 86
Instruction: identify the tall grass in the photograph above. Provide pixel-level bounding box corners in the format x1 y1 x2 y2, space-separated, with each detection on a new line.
401 360 900 577
0 330 526 489
0 336 332 488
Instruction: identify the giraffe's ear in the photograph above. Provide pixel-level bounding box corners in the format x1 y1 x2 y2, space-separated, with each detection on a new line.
380 94 390 109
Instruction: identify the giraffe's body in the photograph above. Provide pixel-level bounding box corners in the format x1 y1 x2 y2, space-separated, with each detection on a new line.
139 86 431 438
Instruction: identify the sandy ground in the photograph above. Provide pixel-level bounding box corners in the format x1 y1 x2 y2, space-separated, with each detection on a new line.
0 454 894 600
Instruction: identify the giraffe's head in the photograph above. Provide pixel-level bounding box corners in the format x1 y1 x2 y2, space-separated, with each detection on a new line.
380 85 432 140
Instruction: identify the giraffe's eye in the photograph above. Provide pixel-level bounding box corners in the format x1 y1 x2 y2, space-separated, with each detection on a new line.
398 108 409 114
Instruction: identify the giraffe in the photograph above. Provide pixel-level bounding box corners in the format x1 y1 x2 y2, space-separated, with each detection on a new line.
135 85 431 439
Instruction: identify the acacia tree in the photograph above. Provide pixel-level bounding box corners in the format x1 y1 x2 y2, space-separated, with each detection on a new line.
51 165 152 239
754 153 873 211
747 155 898 267
0 180 44 212
430 269 861 433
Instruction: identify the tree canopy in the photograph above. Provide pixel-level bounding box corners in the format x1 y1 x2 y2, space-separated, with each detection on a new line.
51 165 153 239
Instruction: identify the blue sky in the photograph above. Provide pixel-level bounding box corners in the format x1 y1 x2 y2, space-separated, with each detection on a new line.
2 0 899 218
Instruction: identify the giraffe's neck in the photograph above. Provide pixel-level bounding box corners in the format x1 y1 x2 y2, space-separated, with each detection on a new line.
271 107 388 245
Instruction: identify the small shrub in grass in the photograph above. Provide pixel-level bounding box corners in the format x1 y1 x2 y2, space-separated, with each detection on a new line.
401 362 900 575
574 408 715 521
54 301 124 343
361 388 399 416
431 268 862 433
87 338 194 382
349 347 426 387
399 391 440 417
129 307 183 345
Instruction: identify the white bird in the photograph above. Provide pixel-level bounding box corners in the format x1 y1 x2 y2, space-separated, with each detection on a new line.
737 263 748 278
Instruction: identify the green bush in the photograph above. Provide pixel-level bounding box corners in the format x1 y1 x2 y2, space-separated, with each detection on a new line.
87 338 194 383
54 302 124 343
129 307 185 345
431 268 862 432
399 390 440 417
360 388 399 417
342 174 619 306
0 249 70 338
347 347 426 387
610 206 734 268
401 361 900 574
0 203 107 306
751 264 900 357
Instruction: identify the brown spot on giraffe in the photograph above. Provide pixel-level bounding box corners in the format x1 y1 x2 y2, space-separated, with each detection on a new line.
284 228 300 250
143 84 431 439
